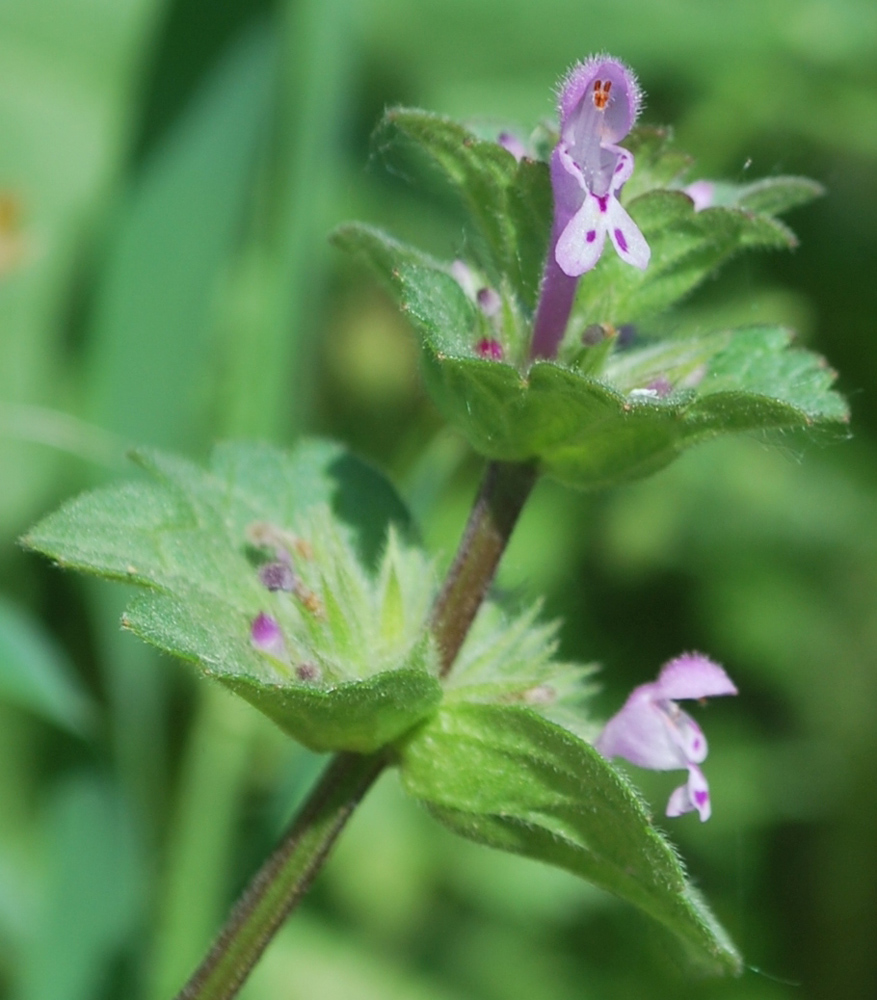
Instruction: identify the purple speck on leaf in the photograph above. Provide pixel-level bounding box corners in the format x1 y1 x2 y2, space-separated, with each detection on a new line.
595 653 738 822
296 661 321 683
250 612 286 659
582 323 607 346
452 261 502 319
476 337 504 360
259 561 296 592
477 286 502 317
646 376 673 398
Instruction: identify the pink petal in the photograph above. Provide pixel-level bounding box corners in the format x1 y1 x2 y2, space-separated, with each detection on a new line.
595 686 690 771
684 180 715 212
666 765 712 822
605 197 650 270
555 196 605 276
663 704 708 763
498 131 526 161
655 653 738 701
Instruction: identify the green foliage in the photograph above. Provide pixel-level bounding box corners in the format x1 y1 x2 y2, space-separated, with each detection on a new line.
3 2 872 995
378 108 551 309
446 600 597 739
564 189 798 338
23 440 442 753
86 25 276 451
18 774 143 1000
334 222 847 489
0 597 94 734
398 702 741 975
336 114 844 490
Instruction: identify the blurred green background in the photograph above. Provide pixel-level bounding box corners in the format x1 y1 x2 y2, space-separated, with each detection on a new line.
1 0 875 997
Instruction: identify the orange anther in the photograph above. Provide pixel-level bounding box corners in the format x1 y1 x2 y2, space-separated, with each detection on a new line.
593 79 612 110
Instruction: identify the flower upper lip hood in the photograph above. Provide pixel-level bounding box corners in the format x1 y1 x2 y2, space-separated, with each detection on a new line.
558 55 642 147
595 653 738 822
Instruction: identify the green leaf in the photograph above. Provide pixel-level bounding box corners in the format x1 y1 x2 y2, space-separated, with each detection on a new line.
566 190 797 336
333 222 847 490
447 600 597 740
621 125 693 200
692 175 825 216
0 597 94 735
23 440 441 753
398 702 742 976
378 108 551 308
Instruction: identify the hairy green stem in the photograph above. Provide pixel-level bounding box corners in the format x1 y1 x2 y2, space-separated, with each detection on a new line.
431 460 538 675
173 458 538 999
174 751 385 1000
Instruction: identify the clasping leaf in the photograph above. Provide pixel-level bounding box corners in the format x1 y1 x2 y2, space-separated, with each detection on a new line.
398 702 742 975
23 440 442 753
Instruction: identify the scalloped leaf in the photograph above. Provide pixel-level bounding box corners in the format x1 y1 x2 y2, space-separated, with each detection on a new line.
691 175 825 216
398 702 742 975
621 125 693 200
565 190 798 338
378 108 551 308
23 440 442 753
332 223 847 490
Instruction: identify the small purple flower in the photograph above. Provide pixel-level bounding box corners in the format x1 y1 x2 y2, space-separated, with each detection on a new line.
684 179 715 212
552 57 650 276
451 260 502 318
531 56 649 359
476 337 504 360
451 260 506 359
498 131 527 162
250 612 286 659
476 286 502 318
595 653 738 822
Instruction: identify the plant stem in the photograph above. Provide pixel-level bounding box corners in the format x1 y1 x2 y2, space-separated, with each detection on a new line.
174 751 385 1000
431 460 538 675
174 458 538 999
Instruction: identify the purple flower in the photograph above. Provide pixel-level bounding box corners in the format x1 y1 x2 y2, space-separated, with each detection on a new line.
595 653 738 822
476 337 504 360
531 56 649 359
498 131 527 162
684 179 715 212
553 57 650 276
250 612 286 659
451 260 506 359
